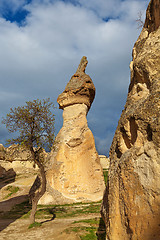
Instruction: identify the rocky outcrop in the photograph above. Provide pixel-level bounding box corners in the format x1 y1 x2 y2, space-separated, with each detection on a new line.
99 155 110 170
57 56 95 110
41 57 105 204
0 144 43 176
101 0 160 239
0 144 47 164
0 144 39 202
0 144 5 160
2 144 32 161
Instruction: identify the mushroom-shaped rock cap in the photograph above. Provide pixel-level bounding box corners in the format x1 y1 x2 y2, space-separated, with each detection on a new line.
57 56 95 110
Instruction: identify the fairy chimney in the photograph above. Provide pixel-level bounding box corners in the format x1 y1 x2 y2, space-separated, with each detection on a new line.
41 57 105 204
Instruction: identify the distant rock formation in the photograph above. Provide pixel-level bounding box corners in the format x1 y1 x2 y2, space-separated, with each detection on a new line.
0 144 5 160
0 144 31 162
99 155 110 170
41 57 105 204
0 144 47 163
101 0 160 239
0 144 39 201
0 144 40 174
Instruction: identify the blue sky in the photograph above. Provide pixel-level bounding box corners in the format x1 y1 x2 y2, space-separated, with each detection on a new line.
0 0 150 156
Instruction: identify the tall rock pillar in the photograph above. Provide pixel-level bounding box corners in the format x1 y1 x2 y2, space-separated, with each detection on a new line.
101 0 160 239
44 57 105 204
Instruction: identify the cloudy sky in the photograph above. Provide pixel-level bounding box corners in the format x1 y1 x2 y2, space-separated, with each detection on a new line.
0 0 150 156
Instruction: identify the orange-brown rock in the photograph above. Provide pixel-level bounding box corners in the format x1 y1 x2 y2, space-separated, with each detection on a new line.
57 56 95 110
0 144 5 160
101 1 160 239
0 144 47 163
40 57 105 204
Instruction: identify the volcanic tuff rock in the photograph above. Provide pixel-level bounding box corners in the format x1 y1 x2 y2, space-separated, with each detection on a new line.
99 155 110 170
0 144 47 163
101 0 160 239
0 144 46 184
0 144 39 203
0 144 5 160
57 56 95 110
40 57 105 204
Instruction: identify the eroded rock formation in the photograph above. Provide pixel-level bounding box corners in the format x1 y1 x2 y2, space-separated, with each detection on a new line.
0 144 39 202
0 144 47 163
0 144 5 160
101 0 160 239
99 155 110 170
41 57 105 204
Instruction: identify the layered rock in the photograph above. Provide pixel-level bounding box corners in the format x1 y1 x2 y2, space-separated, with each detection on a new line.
101 1 160 239
42 57 105 204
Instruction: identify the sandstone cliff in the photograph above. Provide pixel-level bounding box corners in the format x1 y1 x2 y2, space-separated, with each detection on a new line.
40 57 105 204
101 0 160 239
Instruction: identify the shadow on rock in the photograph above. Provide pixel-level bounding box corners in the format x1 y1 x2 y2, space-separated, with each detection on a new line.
97 217 106 240
0 165 16 190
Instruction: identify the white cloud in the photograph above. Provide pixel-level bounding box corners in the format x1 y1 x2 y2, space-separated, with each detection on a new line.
76 0 148 20
76 0 120 18
0 0 150 154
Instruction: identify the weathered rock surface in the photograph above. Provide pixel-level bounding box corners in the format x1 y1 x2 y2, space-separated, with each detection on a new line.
0 144 39 203
41 57 105 204
0 144 5 160
0 144 40 180
57 56 95 110
0 159 38 175
101 1 160 239
0 144 32 162
0 144 47 163
99 155 110 170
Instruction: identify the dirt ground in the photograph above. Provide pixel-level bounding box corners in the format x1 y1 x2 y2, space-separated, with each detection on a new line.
0 213 101 240
0 165 106 240
0 186 103 240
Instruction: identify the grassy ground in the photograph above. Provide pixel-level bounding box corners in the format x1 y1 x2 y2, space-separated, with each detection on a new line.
0 171 108 239
4 186 20 199
65 218 106 240
0 200 106 239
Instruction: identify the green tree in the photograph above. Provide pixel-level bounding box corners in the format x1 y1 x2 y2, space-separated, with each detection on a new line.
2 98 55 224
